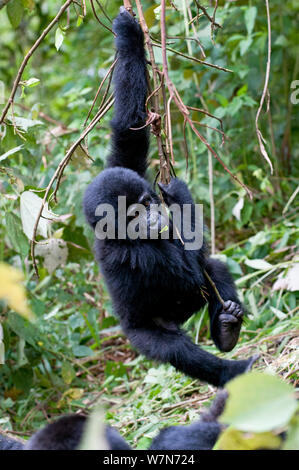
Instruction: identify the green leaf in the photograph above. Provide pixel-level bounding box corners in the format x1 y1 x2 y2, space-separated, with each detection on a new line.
0 145 24 162
245 6 257 36
6 212 29 259
61 362 76 385
220 372 297 432
7 313 40 347
21 78 40 88
215 427 281 450
72 345 94 357
7 0 24 29
245 259 273 270
283 414 299 450
55 27 65 51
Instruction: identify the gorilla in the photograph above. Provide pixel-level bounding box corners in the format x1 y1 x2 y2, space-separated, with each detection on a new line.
0 392 227 450
83 8 258 387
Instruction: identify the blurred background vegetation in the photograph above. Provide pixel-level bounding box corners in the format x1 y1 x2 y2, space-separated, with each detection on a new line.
0 0 298 448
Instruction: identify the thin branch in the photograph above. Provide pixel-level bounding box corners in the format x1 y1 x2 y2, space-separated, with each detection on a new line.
123 0 134 15
194 0 222 29
152 41 232 73
134 0 171 183
203 269 225 306
255 0 273 174
83 57 117 127
95 0 112 23
160 0 252 199
90 0 115 35
211 0 219 42
0 0 73 124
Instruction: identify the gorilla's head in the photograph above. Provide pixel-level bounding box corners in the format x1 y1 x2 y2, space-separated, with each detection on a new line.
83 167 170 242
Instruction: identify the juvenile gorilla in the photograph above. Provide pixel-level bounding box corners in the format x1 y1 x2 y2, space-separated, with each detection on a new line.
83 9 257 387
0 392 227 450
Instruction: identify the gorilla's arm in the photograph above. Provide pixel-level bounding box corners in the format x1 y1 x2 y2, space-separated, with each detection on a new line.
107 8 149 177
121 321 255 387
159 178 246 354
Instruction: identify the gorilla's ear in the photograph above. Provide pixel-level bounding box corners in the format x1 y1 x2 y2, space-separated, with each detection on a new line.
25 415 87 450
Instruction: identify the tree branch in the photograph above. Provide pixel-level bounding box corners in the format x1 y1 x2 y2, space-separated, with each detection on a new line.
255 0 273 174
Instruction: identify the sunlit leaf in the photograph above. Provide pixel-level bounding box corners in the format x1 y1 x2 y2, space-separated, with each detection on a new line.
220 372 297 432
0 263 33 320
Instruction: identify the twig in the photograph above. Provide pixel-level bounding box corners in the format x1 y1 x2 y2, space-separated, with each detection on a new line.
282 185 299 214
152 41 232 73
95 0 112 23
203 269 225 306
255 0 273 174
211 0 219 43
134 0 171 183
160 0 252 199
123 0 134 15
194 0 222 29
83 57 117 127
0 0 73 124
90 0 115 35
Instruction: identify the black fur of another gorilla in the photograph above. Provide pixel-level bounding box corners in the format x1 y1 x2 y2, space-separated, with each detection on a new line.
0 392 227 450
83 8 257 387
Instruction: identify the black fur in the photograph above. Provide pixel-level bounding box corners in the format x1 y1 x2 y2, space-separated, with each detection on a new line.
0 392 227 451
83 9 258 388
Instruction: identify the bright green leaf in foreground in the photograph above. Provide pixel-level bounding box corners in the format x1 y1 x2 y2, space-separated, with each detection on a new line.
215 428 282 450
220 372 297 432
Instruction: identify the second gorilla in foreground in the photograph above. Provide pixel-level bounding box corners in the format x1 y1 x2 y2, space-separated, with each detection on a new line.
0 392 227 450
83 9 258 387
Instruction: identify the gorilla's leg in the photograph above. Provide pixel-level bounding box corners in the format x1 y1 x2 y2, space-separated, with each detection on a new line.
122 321 257 387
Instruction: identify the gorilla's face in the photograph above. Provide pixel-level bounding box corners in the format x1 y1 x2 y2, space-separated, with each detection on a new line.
83 167 170 242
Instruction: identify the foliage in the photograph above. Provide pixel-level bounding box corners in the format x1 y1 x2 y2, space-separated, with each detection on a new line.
0 0 298 448
215 372 298 450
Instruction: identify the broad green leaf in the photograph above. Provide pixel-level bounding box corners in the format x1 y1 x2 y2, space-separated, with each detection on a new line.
20 191 54 240
73 345 94 357
239 36 253 56
215 427 281 450
61 362 76 385
245 259 273 270
7 0 24 29
55 27 65 51
220 372 297 432
245 6 257 36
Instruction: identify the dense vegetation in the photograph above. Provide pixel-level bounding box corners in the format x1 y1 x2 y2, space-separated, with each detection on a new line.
0 0 298 449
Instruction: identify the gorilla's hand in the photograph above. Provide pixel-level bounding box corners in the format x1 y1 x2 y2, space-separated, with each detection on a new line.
215 301 244 352
158 178 193 206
